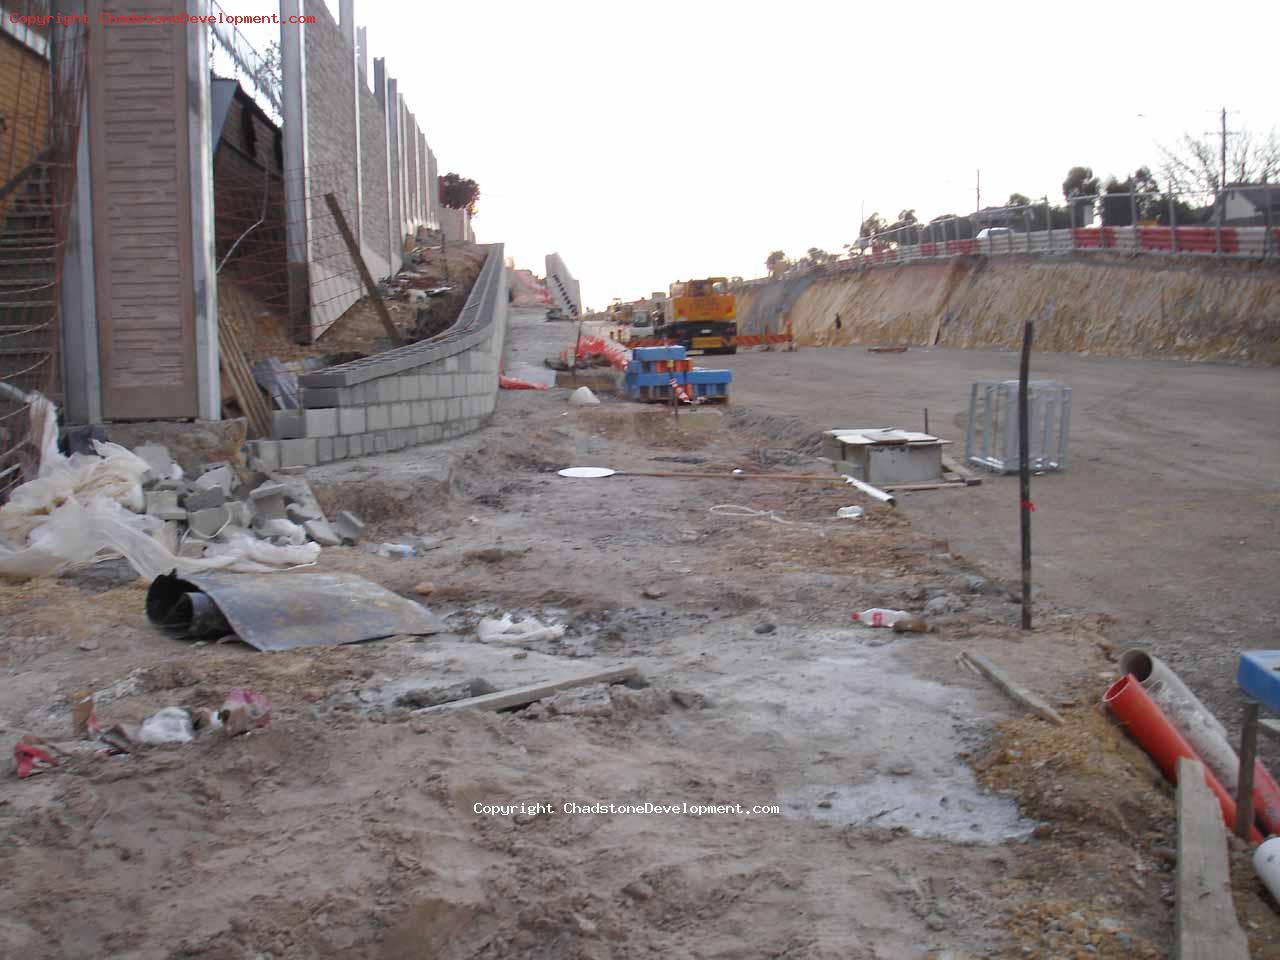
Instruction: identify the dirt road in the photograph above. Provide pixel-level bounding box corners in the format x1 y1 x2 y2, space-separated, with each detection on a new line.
2 310 1277 958
720 344 1280 726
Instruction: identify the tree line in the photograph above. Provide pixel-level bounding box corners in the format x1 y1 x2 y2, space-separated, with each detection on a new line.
764 119 1279 277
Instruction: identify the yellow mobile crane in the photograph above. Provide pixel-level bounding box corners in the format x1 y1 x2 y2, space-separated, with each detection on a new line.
655 278 737 354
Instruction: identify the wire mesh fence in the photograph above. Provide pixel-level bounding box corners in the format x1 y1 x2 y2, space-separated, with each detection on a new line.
0 9 88 499
846 189 1278 269
214 158 371 342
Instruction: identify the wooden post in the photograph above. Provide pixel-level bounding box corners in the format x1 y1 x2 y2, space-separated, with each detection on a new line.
1236 699 1260 840
1018 320 1034 630
324 192 402 347
1176 757 1251 960
571 317 584 375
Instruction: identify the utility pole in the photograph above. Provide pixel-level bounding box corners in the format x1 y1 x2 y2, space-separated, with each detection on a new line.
1220 107 1228 191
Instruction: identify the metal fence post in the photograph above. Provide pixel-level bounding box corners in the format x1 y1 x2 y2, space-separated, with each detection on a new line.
1129 190 1138 231
1045 196 1052 252
1266 198 1273 261
1170 194 1178 254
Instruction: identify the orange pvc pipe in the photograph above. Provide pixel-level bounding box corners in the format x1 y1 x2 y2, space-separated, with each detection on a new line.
1252 766 1280 837
1104 674 1263 844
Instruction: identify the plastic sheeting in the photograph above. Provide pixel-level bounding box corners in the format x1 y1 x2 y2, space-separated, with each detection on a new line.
0 395 320 579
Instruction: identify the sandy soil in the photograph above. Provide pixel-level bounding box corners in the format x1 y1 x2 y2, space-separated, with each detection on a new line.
715 342 1280 739
220 242 490 366
1 309 1277 958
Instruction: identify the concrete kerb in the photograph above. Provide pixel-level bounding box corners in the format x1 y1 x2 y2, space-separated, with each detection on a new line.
268 244 508 467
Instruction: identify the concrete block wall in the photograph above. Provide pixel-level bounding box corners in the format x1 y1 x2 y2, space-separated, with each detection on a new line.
302 1 361 334
440 206 474 244
358 81 390 280
282 0 438 341
248 245 508 469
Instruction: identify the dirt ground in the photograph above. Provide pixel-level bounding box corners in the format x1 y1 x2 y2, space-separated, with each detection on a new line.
712 341 1280 739
221 242 490 366
1 309 1278 958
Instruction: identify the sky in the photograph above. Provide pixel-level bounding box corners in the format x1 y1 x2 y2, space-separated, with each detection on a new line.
223 0 1279 310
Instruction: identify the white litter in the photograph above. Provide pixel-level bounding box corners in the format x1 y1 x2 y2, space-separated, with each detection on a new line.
477 614 566 645
255 517 308 545
836 506 865 519
557 466 615 479
0 394 320 579
569 386 600 406
136 706 195 744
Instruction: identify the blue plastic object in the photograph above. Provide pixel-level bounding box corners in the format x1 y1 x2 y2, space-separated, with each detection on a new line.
688 369 732 385
625 371 687 387
632 345 687 362
1237 651 1280 710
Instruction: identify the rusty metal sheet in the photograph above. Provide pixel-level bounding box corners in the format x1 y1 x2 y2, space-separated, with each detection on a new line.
146 570 447 651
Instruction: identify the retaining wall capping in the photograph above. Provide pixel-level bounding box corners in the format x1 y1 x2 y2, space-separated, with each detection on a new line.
246 244 508 469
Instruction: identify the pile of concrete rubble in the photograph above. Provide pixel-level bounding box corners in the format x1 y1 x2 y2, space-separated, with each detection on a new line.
132 443 363 554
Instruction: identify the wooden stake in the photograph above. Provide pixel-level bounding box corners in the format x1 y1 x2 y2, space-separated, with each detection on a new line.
961 652 1064 725
323 192 402 347
1176 757 1251 960
1018 319 1033 630
413 666 641 714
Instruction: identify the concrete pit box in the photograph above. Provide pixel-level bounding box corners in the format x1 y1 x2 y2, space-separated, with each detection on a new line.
821 428 948 484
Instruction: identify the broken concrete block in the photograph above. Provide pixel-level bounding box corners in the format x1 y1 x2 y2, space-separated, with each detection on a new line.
194 465 234 495
184 485 227 511
187 505 231 539
304 518 341 546
287 501 322 524
248 481 287 501
332 511 365 544
145 490 187 522
251 494 286 522
134 444 179 480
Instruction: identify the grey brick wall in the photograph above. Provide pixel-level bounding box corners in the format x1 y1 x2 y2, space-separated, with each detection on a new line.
388 87 402 256
358 82 389 272
249 246 509 470
304 2 357 267
288 2 445 338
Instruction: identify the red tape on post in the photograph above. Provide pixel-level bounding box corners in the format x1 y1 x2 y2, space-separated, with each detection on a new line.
1020 500 1036 512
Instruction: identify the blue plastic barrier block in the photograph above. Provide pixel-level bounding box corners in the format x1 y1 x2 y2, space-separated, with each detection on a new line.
632 345 687 362
626 371 688 387
688 369 732 385
1238 652 1280 710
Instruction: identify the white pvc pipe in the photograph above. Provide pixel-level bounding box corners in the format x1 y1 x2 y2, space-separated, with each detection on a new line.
841 474 896 506
1119 648 1237 789
1255 837 1280 900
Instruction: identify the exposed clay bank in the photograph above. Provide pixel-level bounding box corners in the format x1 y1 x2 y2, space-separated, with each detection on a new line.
735 255 1280 364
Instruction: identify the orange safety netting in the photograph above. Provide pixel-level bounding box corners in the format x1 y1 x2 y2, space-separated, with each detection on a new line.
561 336 628 370
498 375 549 391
